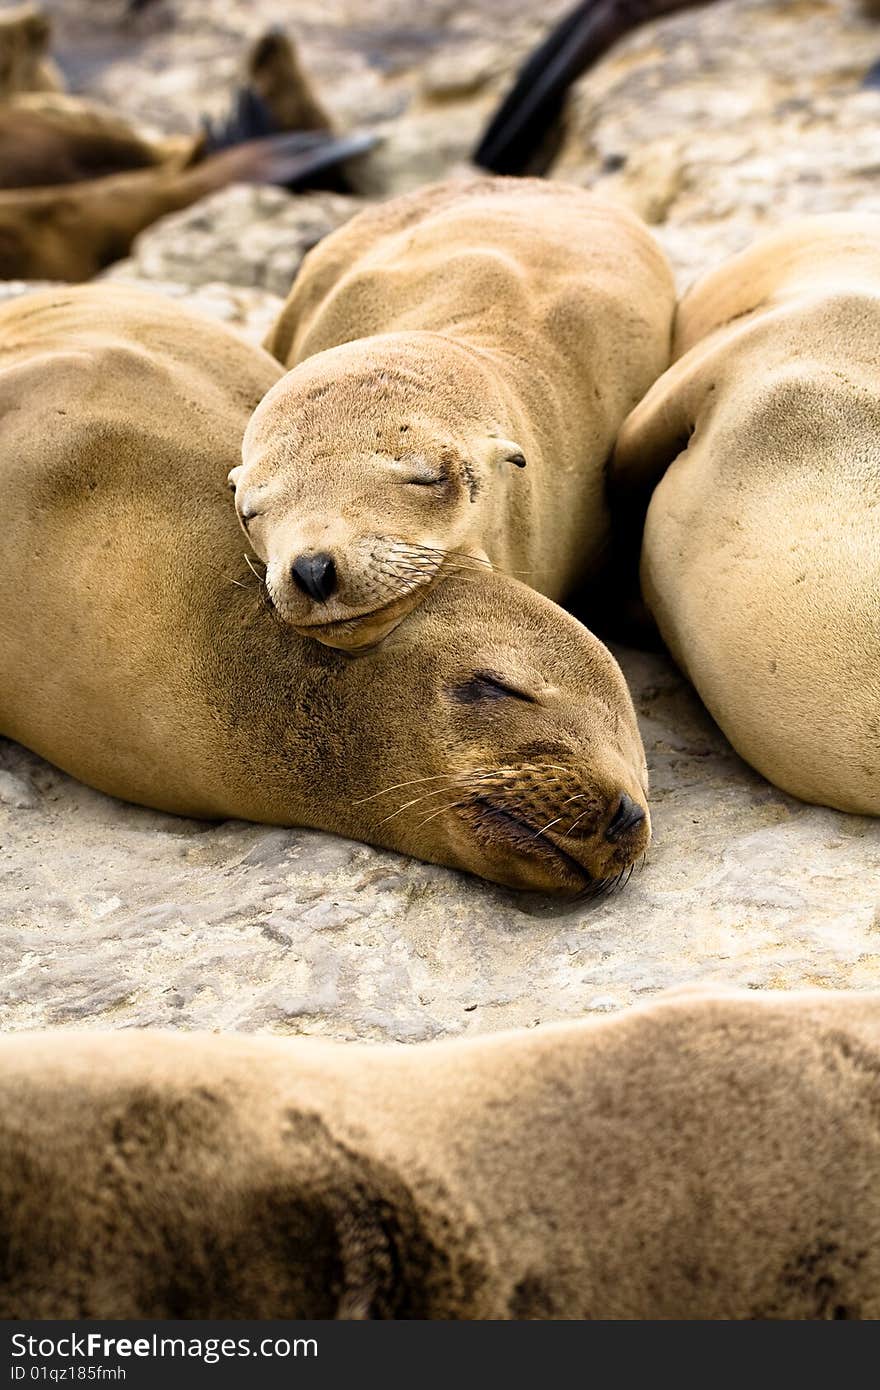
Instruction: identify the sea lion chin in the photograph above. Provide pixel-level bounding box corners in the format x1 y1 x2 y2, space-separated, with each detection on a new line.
0 283 650 895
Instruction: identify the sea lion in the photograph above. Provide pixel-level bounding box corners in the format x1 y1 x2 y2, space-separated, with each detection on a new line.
236 177 674 651
0 283 650 892
0 3 61 99
246 26 334 136
3 987 880 1318
0 93 193 189
0 24 359 273
0 27 335 190
0 128 372 281
612 214 880 815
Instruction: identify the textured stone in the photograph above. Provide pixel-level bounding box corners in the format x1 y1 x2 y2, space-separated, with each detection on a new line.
104 186 362 299
555 0 880 287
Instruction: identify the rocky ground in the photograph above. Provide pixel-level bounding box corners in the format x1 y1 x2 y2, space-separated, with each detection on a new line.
2 0 880 1040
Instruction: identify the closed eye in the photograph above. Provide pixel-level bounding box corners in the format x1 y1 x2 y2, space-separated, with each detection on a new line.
451 671 537 704
404 475 446 487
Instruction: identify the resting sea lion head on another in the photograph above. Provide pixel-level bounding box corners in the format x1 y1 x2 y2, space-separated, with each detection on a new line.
234 332 528 651
234 178 675 651
0 285 649 895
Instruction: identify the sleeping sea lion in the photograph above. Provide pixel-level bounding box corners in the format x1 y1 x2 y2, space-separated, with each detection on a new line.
612 214 880 814
0 283 650 892
235 177 674 651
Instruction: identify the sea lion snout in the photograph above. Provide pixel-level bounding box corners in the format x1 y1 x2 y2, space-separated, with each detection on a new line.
604 791 645 843
290 551 337 602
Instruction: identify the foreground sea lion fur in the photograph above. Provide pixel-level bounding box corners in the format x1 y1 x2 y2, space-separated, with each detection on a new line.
3 988 880 1318
0 284 649 892
238 177 674 650
613 214 880 814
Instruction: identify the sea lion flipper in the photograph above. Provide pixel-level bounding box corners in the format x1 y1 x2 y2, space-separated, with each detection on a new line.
473 0 709 177
196 129 377 194
612 331 726 500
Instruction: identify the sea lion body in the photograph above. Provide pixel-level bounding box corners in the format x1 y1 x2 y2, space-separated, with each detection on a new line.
0 131 365 281
613 215 880 814
0 94 194 189
238 178 674 650
0 284 649 891
3 988 880 1318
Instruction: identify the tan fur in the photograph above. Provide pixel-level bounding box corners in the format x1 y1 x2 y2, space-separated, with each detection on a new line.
0 284 649 892
612 214 880 814
238 178 675 650
246 27 333 134
0 135 318 280
2 988 880 1318
0 3 62 99
0 94 197 189
0 26 335 275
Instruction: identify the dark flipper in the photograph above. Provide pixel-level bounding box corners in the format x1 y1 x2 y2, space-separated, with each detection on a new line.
214 128 378 191
201 87 278 153
473 0 711 177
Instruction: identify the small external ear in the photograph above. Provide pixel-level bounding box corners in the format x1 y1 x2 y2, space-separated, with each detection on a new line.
487 438 527 469
227 465 243 492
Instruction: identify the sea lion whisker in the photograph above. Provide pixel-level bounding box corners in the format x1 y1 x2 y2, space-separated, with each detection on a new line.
353 768 496 805
564 804 597 839
414 799 469 830
376 778 487 826
243 552 267 583
530 814 566 839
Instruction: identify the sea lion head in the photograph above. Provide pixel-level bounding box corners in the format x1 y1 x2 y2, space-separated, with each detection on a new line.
341 573 651 894
0 4 59 98
234 333 528 651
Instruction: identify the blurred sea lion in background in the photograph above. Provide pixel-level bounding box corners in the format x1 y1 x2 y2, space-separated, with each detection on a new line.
0 128 373 280
612 214 880 815
238 177 674 651
0 93 195 188
0 12 367 276
0 283 651 893
0 2 61 97
245 25 333 136
3 988 880 1318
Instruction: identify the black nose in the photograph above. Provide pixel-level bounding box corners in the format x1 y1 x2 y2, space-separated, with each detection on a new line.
290 552 337 602
605 792 646 843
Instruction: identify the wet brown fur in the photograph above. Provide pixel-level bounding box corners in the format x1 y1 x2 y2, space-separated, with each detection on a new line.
3 989 880 1318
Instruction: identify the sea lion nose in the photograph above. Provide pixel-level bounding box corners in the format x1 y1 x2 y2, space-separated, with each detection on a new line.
604 792 645 843
290 552 337 602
